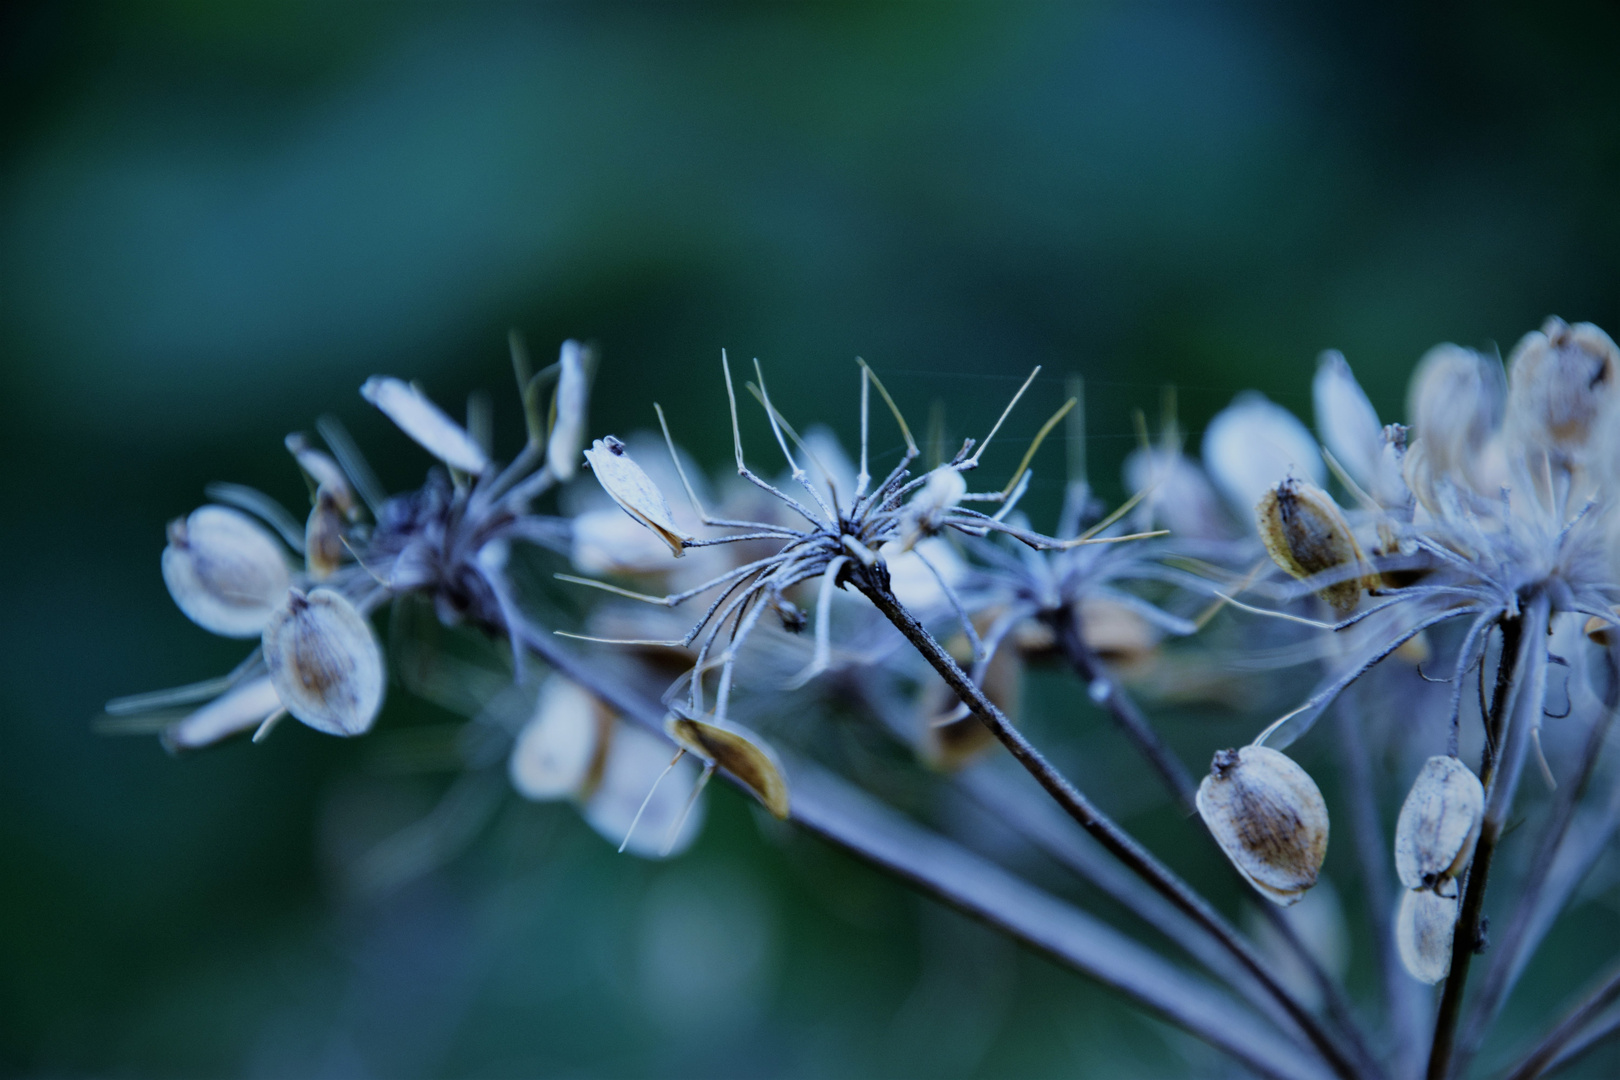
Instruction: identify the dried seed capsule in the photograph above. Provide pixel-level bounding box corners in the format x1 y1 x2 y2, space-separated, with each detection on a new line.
1397 887 1459 984
304 484 347 580
583 436 695 556
1202 392 1324 516
164 676 283 751
284 433 355 518
1406 344 1505 488
666 716 790 819
546 340 588 482
582 720 705 859
162 505 292 638
360 376 490 475
510 676 612 801
1507 317 1619 457
1394 755 1484 891
1197 746 1329 907
1255 478 1371 616
261 588 384 737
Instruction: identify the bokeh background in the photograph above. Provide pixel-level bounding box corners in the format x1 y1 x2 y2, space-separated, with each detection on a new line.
3 2 1619 1076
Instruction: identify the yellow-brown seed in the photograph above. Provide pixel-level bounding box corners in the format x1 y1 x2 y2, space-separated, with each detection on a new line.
1255 478 1371 616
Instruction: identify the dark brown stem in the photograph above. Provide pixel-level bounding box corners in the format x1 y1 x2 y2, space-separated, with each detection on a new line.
1427 594 1548 1080
857 573 1364 1080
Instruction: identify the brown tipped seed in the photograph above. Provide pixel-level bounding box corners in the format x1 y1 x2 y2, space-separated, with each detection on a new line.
1397 887 1459 984
1197 746 1329 907
304 484 347 580
162 505 292 638
261 588 384 737
1507 317 1619 456
666 716 790 819
284 433 354 518
509 676 612 801
1394 755 1485 892
583 436 695 556
1255 478 1371 616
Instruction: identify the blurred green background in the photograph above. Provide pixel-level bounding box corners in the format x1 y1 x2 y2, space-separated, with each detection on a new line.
2 1 1618 1076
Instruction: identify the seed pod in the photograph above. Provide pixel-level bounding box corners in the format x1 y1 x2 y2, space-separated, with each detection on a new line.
1202 392 1324 517
546 340 588 482
261 588 385 737
284 433 355 518
1197 746 1330 907
304 484 347 580
1255 478 1371 616
510 676 612 801
1313 351 1383 493
361 375 490 475
666 716 790 819
1507 317 1619 457
582 720 705 859
1407 343 1505 488
165 676 283 751
1397 887 1459 984
162 505 292 638
583 436 695 556
1394 755 1485 891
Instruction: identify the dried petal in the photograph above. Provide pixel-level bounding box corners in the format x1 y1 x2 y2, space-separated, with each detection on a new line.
1255 478 1371 615
1197 746 1329 907
583 436 695 556
582 720 705 858
1202 392 1324 517
164 676 283 751
510 676 611 801
1394 755 1484 891
360 376 491 475
1123 447 1233 541
162 505 292 638
666 716 790 819
1507 317 1619 456
261 588 385 737
546 340 588 481
304 484 347 580
1313 351 1383 491
284 433 354 517
1397 887 1459 984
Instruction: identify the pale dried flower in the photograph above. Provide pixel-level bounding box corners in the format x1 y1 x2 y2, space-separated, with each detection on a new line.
547 339 588 481
510 676 610 801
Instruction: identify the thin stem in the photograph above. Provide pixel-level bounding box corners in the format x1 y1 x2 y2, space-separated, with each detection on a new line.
1501 959 1620 1080
512 621 1333 1080
855 573 1364 1080
1427 593 1549 1080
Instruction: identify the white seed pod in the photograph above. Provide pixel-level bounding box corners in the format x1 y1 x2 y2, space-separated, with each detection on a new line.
1197 746 1330 907
665 715 790 819
304 484 347 580
360 375 490 475
510 676 611 801
1406 343 1505 487
162 505 292 638
261 588 385 737
1202 392 1324 518
1397 887 1459 984
1255 478 1371 616
1313 351 1384 492
582 720 705 859
1507 317 1619 457
284 433 354 518
1394 755 1484 891
546 339 588 482
583 436 695 557
165 676 283 751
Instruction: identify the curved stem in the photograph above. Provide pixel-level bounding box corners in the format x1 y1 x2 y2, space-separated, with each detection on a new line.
856 573 1364 1080
1427 593 1549 1080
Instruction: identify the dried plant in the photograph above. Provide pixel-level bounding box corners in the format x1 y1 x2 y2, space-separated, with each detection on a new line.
105 318 1620 1079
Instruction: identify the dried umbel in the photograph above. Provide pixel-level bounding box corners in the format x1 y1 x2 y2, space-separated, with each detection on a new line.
162 505 292 638
1255 478 1371 616
1507 316 1619 457
261 588 385 737
1397 887 1459 985
1197 745 1329 907
509 676 612 801
1394 755 1484 893
583 436 695 557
